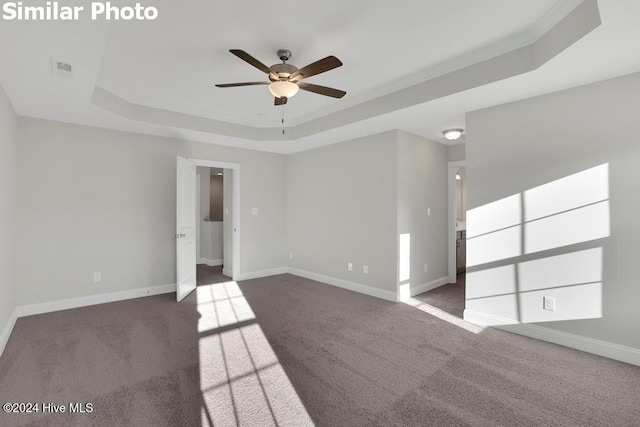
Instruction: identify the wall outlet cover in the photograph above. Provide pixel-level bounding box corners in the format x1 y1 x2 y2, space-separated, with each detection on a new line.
543 296 556 311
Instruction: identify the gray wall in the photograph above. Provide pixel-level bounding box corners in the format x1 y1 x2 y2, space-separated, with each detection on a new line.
286 131 398 294
455 168 467 222
0 85 17 341
448 143 466 162
465 71 640 349
16 118 287 305
397 131 449 293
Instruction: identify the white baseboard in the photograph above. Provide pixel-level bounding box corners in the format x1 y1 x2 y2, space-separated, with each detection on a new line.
16 284 176 318
464 309 640 366
0 308 18 357
238 267 288 281
222 267 232 278
198 258 223 267
287 267 398 302
410 276 449 297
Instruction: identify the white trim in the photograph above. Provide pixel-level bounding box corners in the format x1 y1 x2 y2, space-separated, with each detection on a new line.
191 159 241 282
448 160 466 283
16 284 175 318
464 309 640 366
410 276 449 297
0 309 18 357
238 267 288 281
198 258 223 267
288 268 398 302
222 267 232 278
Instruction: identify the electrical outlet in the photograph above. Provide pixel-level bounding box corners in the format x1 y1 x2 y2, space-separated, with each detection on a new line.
93 272 101 283
424 264 428 273
543 296 555 311
427 207 431 216
289 252 294 260
363 265 368 274
348 263 353 271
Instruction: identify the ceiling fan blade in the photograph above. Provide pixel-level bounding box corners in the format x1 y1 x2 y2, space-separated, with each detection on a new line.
229 49 275 76
290 56 343 81
298 82 346 98
215 82 269 88
274 97 288 106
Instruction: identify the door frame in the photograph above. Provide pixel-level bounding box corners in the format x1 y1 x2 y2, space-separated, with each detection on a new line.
191 158 241 282
448 160 466 283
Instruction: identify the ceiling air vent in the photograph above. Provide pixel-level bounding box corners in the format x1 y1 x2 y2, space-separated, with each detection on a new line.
51 59 74 79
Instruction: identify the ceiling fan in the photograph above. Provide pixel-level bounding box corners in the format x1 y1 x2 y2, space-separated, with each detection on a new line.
215 49 346 106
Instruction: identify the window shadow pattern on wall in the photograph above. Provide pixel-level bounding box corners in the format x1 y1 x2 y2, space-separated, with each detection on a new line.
465 164 609 325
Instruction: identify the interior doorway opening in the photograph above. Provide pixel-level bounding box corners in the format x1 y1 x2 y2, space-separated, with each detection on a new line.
176 157 240 302
410 160 468 317
196 167 225 268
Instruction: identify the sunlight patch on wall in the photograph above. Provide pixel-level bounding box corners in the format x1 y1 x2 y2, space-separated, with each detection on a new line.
518 248 602 292
467 249 604 324
466 265 516 300
466 194 521 238
465 164 609 326
524 164 609 221
467 225 521 267
525 201 610 254
519 282 602 323
466 293 520 322
399 233 411 283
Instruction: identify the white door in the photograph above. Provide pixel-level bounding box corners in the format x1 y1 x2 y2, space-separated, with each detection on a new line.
176 156 197 302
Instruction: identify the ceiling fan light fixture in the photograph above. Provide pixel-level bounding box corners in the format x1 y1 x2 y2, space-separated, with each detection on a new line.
443 128 464 140
269 81 299 99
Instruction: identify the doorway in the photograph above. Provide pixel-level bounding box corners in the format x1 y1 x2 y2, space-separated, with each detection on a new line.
411 160 467 317
196 166 226 284
448 160 466 283
176 157 241 301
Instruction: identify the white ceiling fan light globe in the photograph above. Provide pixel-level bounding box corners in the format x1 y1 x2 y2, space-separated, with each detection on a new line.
269 81 299 98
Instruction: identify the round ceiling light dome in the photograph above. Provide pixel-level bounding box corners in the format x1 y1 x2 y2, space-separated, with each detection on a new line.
269 81 299 99
443 128 464 140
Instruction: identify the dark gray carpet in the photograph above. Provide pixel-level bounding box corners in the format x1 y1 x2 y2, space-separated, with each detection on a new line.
1 267 639 426
413 273 465 318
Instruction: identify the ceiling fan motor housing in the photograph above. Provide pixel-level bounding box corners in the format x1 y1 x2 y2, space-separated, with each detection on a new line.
270 63 299 80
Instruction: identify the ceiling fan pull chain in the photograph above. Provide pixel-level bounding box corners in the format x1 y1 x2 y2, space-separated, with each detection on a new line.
282 104 285 135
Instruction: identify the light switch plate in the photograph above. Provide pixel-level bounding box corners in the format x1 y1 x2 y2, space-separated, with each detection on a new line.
251 208 259 215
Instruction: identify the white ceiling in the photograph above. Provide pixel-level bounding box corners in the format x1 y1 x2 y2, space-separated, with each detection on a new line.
1 0 639 154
